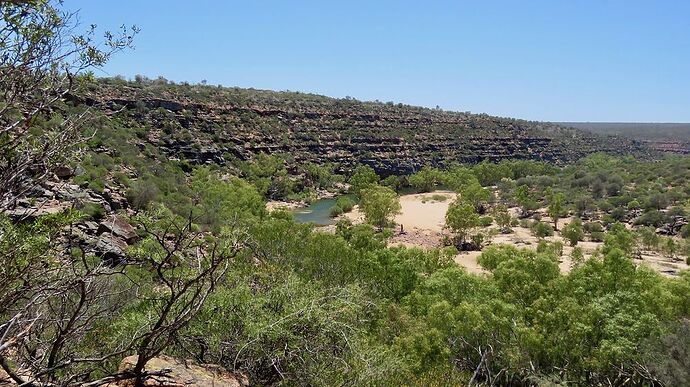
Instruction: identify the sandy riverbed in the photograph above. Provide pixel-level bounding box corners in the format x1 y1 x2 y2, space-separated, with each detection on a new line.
341 190 690 276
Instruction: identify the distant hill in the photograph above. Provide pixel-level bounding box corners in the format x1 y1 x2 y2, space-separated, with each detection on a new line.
77 78 650 175
560 122 690 154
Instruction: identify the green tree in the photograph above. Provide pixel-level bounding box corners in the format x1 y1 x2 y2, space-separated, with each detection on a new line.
408 166 443 192
548 192 566 231
515 185 538 217
662 237 677 258
442 165 476 191
561 218 584 246
460 180 490 212
0 0 137 210
359 185 401 229
445 199 480 246
531 221 554 238
190 167 266 231
349 165 380 196
638 226 660 251
492 204 513 233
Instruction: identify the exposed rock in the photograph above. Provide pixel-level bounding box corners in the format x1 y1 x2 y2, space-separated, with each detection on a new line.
107 355 248 387
80 220 100 233
80 84 651 177
103 188 129 211
53 165 74 179
98 215 137 243
0 368 13 386
5 200 70 222
95 234 128 263
51 182 92 201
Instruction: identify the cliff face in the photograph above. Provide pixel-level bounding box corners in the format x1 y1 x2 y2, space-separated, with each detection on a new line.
78 80 650 175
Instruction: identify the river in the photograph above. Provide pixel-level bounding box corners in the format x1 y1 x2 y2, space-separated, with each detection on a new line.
292 198 338 226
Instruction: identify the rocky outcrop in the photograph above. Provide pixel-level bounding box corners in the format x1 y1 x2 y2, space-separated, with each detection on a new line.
3 178 138 264
98 215 138 243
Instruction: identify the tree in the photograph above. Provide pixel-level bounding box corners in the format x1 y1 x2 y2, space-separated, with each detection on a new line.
638 226 660 251
460 181 490 213
359 185 401 229
348 165 379 196
531 221 554 238
492 204 512 233
443 165 475 191
662 237 677 259
408 166 443 192
0 0 137 210
548 192 566 231
561 218 584 246
514 185 538 217
445 199 480 246
190 167 266 231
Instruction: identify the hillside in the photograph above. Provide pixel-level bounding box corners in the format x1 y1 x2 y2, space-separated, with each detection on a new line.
562 122 690 154
76 78 650 176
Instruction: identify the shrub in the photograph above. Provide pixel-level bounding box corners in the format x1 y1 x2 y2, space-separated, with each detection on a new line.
590 231 606 242
634 210 669 227
479 216 493 228
78 202 106 220
329 205 344 217
430 194 448 202
583 221 603 234
561 218 585 246
335 196 356 213
531 221 554 238
680 224 690 239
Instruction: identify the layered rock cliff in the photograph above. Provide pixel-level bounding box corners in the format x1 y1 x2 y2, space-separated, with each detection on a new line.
74 79 650 175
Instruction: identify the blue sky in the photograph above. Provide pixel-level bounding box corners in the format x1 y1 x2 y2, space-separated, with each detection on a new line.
66 1 690 122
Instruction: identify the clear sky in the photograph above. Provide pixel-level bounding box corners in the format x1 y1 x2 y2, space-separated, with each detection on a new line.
65 1 690 122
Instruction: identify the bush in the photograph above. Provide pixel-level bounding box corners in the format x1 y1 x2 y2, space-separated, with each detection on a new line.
479 216 493 227
78 202 106 220
680 224 690 239
590 231 605 242
537 240 563 256
335 196 356 213
634 210 669 227
127 178 161 210
583 221 603 234
531 221 554 238
329 205 344 217
561 218 584 246
430 194 448 202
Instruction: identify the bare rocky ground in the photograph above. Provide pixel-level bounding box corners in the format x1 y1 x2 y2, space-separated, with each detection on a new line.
1 356 248 387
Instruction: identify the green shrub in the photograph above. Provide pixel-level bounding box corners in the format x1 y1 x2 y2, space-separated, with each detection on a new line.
583 221 603 234
680 224 690 239
430 194 448 202
329 205 344 217
561 218 584 246
479 216 493 227
531 221 554 238
78 202 106 220
335 196 356 213
634 210 669 227
590 231 605 242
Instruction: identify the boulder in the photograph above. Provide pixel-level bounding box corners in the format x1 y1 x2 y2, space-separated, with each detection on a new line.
53 165 74 179
95 234 128 264
98 215 137 243
107 355 248 387
103 188 129 211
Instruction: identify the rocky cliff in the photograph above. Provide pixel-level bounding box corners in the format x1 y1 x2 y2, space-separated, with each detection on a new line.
74 79 650 176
